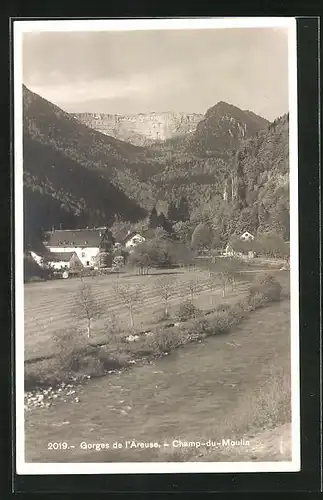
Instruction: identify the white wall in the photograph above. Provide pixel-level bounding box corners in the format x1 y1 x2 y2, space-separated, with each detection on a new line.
30 251 43 266
48 261 70 270
125 235 145 249
48 246 100 267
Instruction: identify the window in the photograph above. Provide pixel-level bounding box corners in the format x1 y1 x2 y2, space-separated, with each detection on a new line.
81 252 86 258
84 240 88 245
86 261 90 266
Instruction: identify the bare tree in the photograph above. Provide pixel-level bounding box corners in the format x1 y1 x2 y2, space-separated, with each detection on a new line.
186 275 200 303
71 281 105 337
226 271 237 292
219 272 227 298
113 283 143 329
154 275 177 317
206 271 217 304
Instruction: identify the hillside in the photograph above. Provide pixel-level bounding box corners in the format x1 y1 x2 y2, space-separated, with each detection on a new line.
23 85 147 249
189 101 270 157
22 86 289 250
181 113 290 242
23 85 146 167
72 112 203 146
144 102 271 209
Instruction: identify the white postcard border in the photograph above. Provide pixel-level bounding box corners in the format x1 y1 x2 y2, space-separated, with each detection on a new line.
14 16 300 475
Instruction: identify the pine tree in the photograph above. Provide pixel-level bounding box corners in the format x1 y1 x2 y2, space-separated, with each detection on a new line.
156 211 167 230
167 200 178 222
258 202 271 233
177 196 190 222
148 206 158 229
272 202 290 240
236 162 247 207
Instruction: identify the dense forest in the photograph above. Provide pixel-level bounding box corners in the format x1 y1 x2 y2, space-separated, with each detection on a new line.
22 85 289 252
23 86 148 249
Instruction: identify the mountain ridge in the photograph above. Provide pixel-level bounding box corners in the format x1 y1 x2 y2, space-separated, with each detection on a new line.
189 101 270 157
72 111 204 147
22 85 289 251
22 85 148 249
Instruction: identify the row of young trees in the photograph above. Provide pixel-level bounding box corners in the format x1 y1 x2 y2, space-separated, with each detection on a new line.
71 262 241 337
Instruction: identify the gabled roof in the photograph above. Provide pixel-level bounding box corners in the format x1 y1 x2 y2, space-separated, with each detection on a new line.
45 252 77 262
45 229 105 248
240 231 254 238
123 231 145 243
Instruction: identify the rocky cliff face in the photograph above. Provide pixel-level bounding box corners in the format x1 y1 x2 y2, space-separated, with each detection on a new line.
72 112 203 146
190 101 270 157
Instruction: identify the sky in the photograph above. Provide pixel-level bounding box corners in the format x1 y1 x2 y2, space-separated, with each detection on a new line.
22 27 289 121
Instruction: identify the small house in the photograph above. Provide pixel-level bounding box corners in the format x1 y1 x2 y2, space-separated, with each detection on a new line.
223 244 235 257
223 243 256 259
123 231 146 250
240 231 255 242
45 251 83 271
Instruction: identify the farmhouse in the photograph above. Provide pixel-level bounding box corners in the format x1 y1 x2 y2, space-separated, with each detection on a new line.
44 251 83 271
223 242 256 259
44 228 114 267
123 231 146 250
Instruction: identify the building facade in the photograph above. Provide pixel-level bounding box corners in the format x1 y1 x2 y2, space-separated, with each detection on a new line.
44 228 113 267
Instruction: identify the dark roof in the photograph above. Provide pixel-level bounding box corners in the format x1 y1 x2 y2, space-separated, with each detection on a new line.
45 252 77 262
45 229 105 248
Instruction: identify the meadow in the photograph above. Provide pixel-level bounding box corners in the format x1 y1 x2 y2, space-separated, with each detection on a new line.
23 261 292 463
24 262 254 362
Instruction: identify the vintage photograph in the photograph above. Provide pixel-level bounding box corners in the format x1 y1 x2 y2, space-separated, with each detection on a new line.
15 18 299 474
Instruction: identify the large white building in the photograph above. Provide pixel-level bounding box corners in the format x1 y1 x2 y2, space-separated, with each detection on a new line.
44 228 113 267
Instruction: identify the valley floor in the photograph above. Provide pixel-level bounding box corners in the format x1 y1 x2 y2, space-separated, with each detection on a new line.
24 299 292 465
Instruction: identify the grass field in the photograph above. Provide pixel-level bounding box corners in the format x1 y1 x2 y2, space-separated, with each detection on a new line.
24 265 252 361
24 298 291 463
23 263 292 463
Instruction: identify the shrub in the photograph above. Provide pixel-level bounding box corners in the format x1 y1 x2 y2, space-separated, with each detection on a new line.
211 309 238 335
52 328 87 372
97 348 130 370
248 273 282 303
104 314 122 344
77 356 105 377
127 336 156 357
214 303 231 312
153 328 185 353
230 300 247 321
189 317 213 338
248 292 268 310
178 301 202 322
156 310 173 323
24 358 63 389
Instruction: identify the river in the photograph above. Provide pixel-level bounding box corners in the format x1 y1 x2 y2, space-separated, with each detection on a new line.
25 299 290 463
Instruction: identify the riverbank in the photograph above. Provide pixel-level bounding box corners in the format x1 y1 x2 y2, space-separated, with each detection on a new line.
24 297 291 463
25 274 284 393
